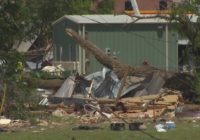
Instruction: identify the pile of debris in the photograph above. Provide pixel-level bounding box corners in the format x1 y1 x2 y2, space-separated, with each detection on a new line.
37 29 194 124
43 70 183 124
114 89 182 119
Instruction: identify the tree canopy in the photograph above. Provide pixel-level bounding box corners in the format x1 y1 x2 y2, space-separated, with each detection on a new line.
0 0 114 50
0 0 115 117
171 0 200 49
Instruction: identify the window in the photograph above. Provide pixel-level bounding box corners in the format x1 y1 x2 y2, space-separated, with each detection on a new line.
125 0 133 10
159 0 168 10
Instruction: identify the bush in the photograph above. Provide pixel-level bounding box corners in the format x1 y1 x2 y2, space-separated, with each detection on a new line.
193 72 200 104
2 80 41 120
30 69 71 79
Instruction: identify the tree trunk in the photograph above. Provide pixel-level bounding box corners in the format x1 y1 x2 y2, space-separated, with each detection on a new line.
22 74 64 89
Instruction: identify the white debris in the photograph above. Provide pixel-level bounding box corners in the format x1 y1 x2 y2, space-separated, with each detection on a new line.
36 88 45 92
155 124 167 132
102 112 113 119
39 96 49 106
0 118 11 125
42 65 65 76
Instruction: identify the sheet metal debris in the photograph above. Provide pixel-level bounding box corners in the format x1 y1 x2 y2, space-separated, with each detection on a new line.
46 69 184 124
53 76 76 98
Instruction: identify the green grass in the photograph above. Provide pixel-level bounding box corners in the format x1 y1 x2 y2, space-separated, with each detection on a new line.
1 121 200 140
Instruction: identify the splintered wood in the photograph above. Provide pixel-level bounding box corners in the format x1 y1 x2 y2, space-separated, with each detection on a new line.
114 89 183 119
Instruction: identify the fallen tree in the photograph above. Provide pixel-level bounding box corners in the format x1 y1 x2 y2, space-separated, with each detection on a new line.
22 73 64 89
65 28 171 80
65 28 195 101
64 28 176 100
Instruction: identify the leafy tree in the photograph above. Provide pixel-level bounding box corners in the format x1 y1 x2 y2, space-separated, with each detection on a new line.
170 0 200 67
0 0 115 49
65 0 91 14
0 0 31 49
95 0 114 14
171 0 200 50
0 0 114 117
169 0 200 102
0 0 39 117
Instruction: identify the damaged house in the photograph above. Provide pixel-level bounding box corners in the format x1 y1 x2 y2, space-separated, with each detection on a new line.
51 13 196 99
49 13 197 120
52 0 193 74
53 14 187 74
41 0 198 121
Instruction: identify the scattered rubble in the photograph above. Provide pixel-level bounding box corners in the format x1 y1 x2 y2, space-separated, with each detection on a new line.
0 118 31 131
4 28 196 133
155 120 176 132
128 122 146 131
38 120 49 127
52 108 68 117
27 29 192 127
175 104 200 119
41 28 196 126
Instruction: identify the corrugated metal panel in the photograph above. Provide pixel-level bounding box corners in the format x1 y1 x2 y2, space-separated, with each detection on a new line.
86 24 178 72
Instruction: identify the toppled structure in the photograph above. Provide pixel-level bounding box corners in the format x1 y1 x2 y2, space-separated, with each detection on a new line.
45 28 194 123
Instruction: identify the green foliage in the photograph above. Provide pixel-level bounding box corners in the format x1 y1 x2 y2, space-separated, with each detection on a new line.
30 71 53 79
62 70 71 78
29 69 71 79
1 122 200 140
193 72 200 103
0 50 40 119
49 115 78 125
0 0 114 119
66 0 91 14
3 80 40 119
171 1 197 15
170 0 200 45
28 0 69 42
193 83 200 104
170 0 200 102
96 0 114 14
0 50 24 79
0 0 34 49
0 0 115 49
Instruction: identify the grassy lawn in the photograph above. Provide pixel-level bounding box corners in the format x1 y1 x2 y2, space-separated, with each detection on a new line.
1 120 200 140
